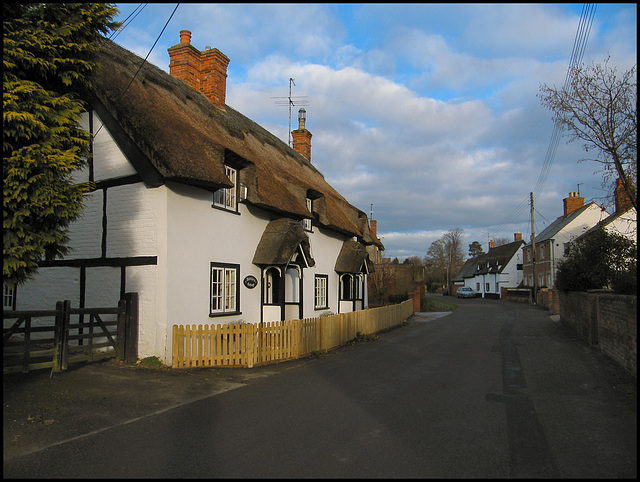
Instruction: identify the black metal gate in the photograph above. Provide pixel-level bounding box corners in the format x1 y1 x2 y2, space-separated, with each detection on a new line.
3 292 138 374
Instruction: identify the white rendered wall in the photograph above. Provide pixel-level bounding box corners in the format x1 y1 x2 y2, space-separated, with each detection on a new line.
495 249 524 296
91 112 137 180
605 208 637 242
550 204 611 284
163 183 266 360
12 112 167 361
105 183 160 258
304 226 345 316
15 267 80 311
68 191 103 259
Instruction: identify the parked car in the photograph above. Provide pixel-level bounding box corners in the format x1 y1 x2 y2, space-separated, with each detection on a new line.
457 287 476 298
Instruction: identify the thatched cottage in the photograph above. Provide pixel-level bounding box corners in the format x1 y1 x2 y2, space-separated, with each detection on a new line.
12 31 383 363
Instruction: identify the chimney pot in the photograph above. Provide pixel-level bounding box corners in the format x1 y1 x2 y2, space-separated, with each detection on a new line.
292 109 312 161
180 30 191 44
168 30 230 111
298 108 306 130
563 192 584 216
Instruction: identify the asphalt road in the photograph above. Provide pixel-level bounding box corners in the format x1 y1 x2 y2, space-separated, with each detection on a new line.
3 298 637 478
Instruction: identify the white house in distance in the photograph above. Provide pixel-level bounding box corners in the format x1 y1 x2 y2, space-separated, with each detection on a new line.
8 31 383 364
452 235 525 298
522 192 610 289
575 178 637 244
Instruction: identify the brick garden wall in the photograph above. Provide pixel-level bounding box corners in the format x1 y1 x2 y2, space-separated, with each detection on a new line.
596 293 637 378
559 290 636 377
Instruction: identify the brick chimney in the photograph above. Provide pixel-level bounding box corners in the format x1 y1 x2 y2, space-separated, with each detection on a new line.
614 177 634 212
489 240 495 249
167 30 230 111
563 192 584 216
370 219 377 238
514 232 522 242
292 108 312 161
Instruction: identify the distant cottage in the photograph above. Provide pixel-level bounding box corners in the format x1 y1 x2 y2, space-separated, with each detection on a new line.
452 234 525 298
9 31 383 364
452 190 618 298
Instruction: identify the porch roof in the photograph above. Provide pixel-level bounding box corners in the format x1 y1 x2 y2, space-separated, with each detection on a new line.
252 218 315 267
334 241 373 274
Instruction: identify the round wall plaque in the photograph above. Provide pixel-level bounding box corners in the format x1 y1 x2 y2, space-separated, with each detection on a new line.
243 275 258 289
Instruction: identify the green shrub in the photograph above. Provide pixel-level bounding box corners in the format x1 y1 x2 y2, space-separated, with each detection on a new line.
556 229 636 294
138 356 163 368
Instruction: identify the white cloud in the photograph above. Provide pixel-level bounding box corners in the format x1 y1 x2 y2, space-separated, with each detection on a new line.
113 3 635 259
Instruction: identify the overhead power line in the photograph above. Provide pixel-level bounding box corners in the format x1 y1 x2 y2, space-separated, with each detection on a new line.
532 3 597 200
94 4 180 138
488 3 597 240
110 4 147 41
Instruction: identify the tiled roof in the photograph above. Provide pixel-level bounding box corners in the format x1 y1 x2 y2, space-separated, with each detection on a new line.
452 239 524 280
524 202 600 246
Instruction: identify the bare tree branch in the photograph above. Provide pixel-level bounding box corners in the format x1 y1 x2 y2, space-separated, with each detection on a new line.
539 57 637 210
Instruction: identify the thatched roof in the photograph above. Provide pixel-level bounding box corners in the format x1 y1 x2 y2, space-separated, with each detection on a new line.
334 241 373 274
252 218 315 267
88 39 383 248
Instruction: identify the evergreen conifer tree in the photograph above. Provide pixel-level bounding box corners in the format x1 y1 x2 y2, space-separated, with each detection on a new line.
3 3 119 286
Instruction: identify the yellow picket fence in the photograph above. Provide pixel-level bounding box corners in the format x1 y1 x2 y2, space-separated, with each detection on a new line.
172 300 414 368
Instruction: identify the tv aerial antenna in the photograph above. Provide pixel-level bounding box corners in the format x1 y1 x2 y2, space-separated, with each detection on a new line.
271 78 309 146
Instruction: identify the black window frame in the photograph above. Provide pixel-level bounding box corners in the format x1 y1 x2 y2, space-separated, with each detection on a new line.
314 274 329 310
209 262 241 317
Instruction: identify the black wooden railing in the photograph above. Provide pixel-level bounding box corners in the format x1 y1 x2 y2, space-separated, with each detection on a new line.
3 293 138 374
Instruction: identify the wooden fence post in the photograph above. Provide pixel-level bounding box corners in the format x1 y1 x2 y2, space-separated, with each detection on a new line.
22 316 31 374
124 292 139 364
116 299 127 361
52 301 64 373
59 300 71 371
246 323 254 368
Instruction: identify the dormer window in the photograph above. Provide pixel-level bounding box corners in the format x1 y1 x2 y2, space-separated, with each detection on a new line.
213 166 237 212
302 197 313 231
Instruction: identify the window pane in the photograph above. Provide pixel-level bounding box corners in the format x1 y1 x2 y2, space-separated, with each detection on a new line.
225 268 236 311
315 276 327 308
3 285 14 310
211 268 223 311
225 167 236 210
214 166 237 210
213 188 225 206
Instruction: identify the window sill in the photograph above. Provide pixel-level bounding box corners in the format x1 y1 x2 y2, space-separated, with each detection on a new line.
209 311 242 318
211 204 241 215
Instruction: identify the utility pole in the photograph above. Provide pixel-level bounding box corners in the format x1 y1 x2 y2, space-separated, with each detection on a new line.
446 244 451 295
530 192 537 305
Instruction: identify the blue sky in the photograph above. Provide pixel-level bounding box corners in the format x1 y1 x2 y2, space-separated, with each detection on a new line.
111 3 637 260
